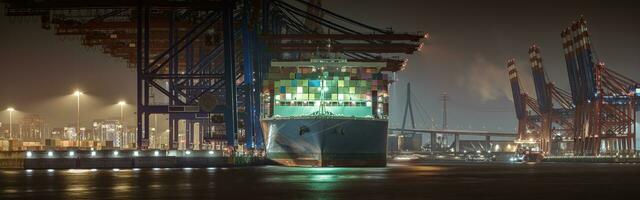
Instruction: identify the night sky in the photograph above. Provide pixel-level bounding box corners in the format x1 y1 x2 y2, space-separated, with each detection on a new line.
0 0 639 132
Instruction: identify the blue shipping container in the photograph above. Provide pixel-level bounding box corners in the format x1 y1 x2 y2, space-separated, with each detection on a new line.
309 80 321 87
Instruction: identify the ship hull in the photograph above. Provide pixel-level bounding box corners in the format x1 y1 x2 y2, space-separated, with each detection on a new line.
260 117 388 167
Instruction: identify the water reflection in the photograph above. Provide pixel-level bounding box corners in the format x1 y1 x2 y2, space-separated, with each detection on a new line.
1 163 640 199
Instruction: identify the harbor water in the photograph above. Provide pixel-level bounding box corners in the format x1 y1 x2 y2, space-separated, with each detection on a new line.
1 162 639 199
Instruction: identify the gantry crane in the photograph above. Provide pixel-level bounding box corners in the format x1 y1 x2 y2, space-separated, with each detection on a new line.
508 59 545 153
2 0 426 152
511 16 638 156
561 16 639 156
528 44 575 156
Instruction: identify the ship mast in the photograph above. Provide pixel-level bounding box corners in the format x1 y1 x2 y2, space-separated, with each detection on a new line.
319 66 327 115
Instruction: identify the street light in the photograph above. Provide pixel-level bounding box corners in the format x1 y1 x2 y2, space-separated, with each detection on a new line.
74 90 83 141
118 101 126 148
6 107 14 139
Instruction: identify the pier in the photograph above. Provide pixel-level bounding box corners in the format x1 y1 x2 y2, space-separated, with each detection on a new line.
0 150 267 169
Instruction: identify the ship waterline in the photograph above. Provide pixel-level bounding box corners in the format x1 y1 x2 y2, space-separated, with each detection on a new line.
261 117 388 167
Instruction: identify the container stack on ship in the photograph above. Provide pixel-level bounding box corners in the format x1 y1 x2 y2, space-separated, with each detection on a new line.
258 0 426 167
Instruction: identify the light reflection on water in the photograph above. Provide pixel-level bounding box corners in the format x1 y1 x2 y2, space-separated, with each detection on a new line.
1 163 640 199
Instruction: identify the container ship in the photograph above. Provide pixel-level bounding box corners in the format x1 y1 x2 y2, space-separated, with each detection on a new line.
260 58 391 167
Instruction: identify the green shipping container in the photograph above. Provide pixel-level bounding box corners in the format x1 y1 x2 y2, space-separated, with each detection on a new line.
337 87 346 93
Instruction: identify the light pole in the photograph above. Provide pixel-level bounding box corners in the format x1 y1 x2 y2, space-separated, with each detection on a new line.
74 90 83 141
118 101 126 148
6 107 14 139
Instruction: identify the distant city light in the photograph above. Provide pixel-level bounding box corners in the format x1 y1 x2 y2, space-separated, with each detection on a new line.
6 107 15 139
118 101 126 106
47 151 53 157
208 151 214 155
26 151 32 158
133 151 139 157
185 151 191 155
113 151 119 156
91 151 96 157
69 151 75 156
74 90 83 96
154 151 160 156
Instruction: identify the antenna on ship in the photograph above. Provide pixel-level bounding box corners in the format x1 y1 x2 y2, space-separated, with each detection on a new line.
318 63 327 115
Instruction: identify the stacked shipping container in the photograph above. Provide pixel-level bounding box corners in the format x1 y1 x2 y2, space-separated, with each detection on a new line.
262 66 390 118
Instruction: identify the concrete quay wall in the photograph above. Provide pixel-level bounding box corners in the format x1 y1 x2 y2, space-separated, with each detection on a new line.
0 150 267 169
